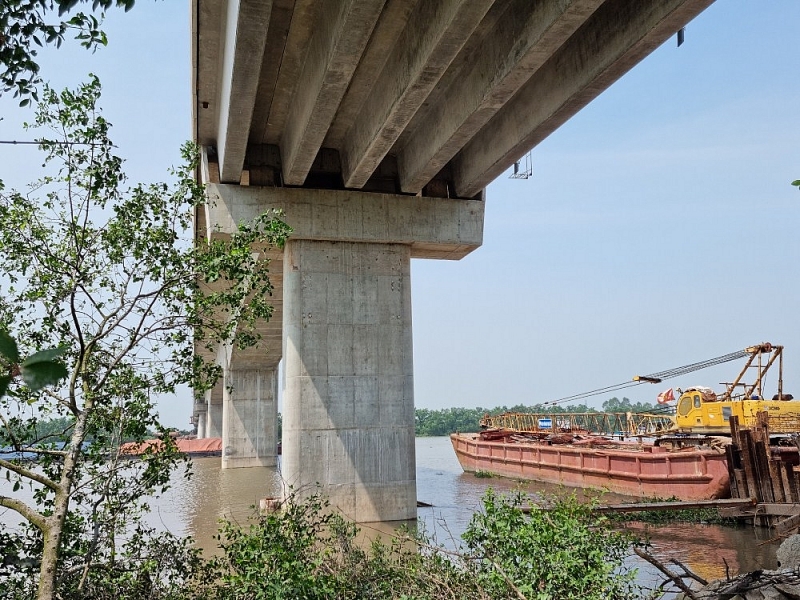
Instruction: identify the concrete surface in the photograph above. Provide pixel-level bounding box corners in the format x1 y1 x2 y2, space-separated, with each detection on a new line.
281 239 416 522
222 368 279 469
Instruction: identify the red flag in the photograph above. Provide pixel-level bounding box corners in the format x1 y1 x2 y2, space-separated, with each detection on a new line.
657 388 675 404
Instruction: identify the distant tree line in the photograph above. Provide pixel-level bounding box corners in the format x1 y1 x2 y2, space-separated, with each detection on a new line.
414 397 657 436
14 397 658 445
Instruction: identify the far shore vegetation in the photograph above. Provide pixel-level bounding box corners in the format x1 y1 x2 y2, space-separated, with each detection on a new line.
414 397 658 436
4 397 659 448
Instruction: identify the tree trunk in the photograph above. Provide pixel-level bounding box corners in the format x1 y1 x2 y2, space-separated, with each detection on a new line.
37 402 91 600
37 499 68 600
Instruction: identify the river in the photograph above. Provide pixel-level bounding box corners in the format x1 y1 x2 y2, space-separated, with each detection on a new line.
2 436 781 597
144 436 779 596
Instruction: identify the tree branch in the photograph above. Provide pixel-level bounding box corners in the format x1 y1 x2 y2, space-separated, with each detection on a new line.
0 457 60 491
0 495 47 530
633 547 699 600
19 446 68 457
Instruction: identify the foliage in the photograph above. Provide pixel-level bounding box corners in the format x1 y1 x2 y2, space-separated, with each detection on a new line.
415 406 487 436
0 414 72 449
0 76 290 599
415 398 656 436
793 179 800 191
463 490 640 600
0 0 135 102
602 397 659 414
188 490 641 600
0 330 67 400
1 524 204 600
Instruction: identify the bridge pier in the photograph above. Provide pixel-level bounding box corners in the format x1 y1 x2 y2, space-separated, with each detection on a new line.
222 368 279 468
194 401 207 438
205 382 223 438
203 183 483 521
282 239 416 521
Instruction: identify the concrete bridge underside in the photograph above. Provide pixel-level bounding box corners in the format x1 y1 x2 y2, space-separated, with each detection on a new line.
191 0 714 522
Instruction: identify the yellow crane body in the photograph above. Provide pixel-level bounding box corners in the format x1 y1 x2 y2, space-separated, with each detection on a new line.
675 389 800 435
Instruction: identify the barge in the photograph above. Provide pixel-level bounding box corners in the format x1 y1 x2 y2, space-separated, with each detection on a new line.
121 436 222 457
450 343 800 500
450 430 730 500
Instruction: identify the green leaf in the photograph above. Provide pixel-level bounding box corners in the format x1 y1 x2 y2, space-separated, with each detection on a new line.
0 330 20 363
0 375 10 398
21 346 67 366
20 361 68 391
791 180 800 188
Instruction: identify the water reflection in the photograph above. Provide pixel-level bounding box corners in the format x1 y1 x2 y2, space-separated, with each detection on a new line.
629 522 778 587
150 457 283 554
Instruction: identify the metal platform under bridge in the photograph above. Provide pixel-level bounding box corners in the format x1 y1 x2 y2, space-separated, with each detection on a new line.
479 411 676 438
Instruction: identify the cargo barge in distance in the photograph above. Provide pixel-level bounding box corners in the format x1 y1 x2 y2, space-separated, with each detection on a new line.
451 343 800 501
450 427 730 500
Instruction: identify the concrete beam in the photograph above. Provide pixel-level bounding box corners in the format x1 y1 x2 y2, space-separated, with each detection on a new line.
249 0 296 145
393 0 506 151
397 0 603 194
340 0 493 190
451 0 715 198
323 0 417 149
258 0 316 145
280 0 384 185
205 184 484 260
193 0 224 146
217 0 273 183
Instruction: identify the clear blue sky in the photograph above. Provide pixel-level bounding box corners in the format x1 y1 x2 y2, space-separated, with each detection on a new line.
1 2 798 427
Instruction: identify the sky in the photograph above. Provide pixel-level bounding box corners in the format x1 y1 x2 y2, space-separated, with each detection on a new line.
0 1 798 427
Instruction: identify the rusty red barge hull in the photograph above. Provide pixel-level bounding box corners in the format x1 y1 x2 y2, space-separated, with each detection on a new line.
450 432 730 500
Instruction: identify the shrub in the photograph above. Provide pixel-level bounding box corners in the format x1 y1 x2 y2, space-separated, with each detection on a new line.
192 489 641 600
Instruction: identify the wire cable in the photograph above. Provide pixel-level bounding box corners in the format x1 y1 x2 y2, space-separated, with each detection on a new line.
540 347 754 407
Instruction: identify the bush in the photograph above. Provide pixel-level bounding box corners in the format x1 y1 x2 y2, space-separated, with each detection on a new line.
463 490 640 600
1 488 642 599
191 489 641 600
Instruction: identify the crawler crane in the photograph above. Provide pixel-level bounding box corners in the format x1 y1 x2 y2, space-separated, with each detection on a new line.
480 343 800 440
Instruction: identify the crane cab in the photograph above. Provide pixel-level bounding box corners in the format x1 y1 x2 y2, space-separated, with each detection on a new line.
675 387 800 435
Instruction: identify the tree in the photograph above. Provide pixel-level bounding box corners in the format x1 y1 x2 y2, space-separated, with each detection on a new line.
0 76 290 599
0 0 135 102
602 396 656 414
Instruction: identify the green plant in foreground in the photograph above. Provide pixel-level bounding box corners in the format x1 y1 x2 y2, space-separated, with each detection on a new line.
193 489 642 600
0 331 67 399
0 75 289 600
463 489 641 600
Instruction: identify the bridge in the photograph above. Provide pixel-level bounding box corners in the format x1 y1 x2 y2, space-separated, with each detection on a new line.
191 0 714 522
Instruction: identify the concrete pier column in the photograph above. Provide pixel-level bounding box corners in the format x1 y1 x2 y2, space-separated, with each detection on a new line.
282 239 416 522
222 368 279 468
205 381 223 438
204 183 484 520
196 407 207 439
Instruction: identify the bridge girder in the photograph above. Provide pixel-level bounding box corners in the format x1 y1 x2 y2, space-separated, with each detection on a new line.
193 0 714 198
